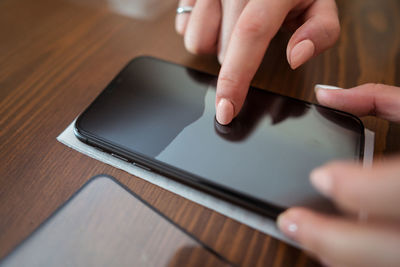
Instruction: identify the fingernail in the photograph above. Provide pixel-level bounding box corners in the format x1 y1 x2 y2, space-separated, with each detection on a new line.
289 39 315 69
277 211 299 240
310 168 333 197
314 84 343 93
216 98 234 125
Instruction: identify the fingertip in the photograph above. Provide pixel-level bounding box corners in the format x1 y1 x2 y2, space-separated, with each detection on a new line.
289 39 315 69
216 98 234 125
183 22 218 55
217 51 224 65
183 32 197 54
310 167 333 198
277 208 312 241
175 14 189 35
278 208 333 261
277 209 300 240
314 84 344 105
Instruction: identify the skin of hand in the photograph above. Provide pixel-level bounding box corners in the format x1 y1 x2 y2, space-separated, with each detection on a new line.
277 83 400 267
175 0 340 125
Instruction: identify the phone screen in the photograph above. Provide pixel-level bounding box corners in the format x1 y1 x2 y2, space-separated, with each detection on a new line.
75 57 364 216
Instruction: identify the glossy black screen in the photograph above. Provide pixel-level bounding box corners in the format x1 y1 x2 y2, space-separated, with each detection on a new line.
76 57 364 215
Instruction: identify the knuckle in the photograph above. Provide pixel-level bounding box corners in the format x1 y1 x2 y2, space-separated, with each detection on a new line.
333 22 341 40
235 15 268 40
365 82 385 91
218 74 240 90
321 17 341 42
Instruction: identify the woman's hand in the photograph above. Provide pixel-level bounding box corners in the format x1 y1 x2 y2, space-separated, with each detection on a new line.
175 0 340 125
277 83 400 267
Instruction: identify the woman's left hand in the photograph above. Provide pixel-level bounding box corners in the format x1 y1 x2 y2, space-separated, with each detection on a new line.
277 83 400 267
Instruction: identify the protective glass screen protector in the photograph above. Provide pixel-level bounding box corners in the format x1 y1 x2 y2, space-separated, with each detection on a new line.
75 57 364 214
1 176 229 266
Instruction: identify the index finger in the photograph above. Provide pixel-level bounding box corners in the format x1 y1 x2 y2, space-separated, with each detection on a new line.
215 0 293 125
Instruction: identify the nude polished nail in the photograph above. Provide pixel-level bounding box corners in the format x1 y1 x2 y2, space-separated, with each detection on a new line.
289 39 315 69
277 212 299 240
216 98 234 125
314 84 343 92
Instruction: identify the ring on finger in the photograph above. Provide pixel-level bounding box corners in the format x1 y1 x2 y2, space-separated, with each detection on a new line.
176 6 193 14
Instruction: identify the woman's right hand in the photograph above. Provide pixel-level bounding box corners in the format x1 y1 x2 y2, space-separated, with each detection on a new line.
175 0 340 125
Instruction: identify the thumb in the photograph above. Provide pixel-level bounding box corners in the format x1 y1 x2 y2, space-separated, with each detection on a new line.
315 83 400 123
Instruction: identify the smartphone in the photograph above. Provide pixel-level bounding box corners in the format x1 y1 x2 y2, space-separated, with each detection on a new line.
1 175 231 266
74 56 364 218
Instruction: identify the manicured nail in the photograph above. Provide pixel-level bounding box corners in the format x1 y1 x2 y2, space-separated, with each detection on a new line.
289 39 315 69
277 211 299 240
310 168 333 197
314 84 343 93
216 98 234 125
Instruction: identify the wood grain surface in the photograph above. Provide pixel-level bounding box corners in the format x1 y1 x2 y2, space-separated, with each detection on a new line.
1 0 399 266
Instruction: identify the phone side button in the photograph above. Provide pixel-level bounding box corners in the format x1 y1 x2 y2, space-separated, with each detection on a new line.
132 162 151 171
111 153 128 162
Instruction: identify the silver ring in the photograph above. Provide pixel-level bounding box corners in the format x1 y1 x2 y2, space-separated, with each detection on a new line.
176 6 193 14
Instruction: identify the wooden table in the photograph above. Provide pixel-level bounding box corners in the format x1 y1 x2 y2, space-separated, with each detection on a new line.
1 0 399 265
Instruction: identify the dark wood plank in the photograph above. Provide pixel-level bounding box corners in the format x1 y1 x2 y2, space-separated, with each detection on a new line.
1 0 399 265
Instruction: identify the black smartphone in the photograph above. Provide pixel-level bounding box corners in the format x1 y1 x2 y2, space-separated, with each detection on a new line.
74 56 364 218
1 175 231 266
